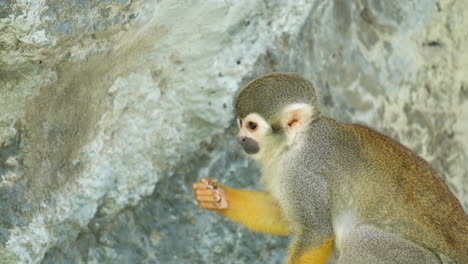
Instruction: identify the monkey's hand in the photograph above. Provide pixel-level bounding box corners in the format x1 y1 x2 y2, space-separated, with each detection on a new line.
192 178 228 210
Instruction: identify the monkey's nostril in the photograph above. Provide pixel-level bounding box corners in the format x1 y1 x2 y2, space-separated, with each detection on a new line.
238 136 246 143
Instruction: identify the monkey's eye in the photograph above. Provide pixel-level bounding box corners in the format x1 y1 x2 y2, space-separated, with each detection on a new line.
248 122 257 130
238 118 243 127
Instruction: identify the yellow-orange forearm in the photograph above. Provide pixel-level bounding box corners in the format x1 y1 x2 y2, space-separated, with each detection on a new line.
216 187 290 236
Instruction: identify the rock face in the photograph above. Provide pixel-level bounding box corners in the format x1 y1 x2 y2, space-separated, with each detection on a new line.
0 0 466 263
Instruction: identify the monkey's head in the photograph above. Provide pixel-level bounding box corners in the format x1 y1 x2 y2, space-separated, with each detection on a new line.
234 73 320 161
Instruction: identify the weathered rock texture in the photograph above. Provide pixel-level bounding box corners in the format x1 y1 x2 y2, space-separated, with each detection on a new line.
0 0 466 263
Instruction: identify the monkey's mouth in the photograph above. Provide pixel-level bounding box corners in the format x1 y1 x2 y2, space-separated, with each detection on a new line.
238 137 260 154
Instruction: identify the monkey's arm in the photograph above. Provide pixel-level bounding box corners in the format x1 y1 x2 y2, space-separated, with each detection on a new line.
220 186 291 235
193 178 290 236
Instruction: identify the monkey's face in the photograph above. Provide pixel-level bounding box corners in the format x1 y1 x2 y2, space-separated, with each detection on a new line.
236 113 271 157
236 103 316 161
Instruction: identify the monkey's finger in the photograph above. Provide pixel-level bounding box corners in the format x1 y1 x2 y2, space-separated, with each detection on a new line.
198 202 221 209
195 194 221 202
200 177 214 183
201 178 220 189
195 189 215 196
192 182 211 190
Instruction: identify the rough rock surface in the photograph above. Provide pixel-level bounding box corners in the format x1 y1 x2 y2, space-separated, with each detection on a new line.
0 0 466 263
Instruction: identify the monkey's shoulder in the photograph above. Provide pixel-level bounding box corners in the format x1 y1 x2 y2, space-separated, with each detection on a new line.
303 118 443 178
342 122 436 173
301 117 364 160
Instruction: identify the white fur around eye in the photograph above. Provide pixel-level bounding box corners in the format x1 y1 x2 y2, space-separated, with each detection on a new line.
243 113 271 134
237 118 242 128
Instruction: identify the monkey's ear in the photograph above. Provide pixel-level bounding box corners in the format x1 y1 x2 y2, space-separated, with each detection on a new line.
281 103 315 132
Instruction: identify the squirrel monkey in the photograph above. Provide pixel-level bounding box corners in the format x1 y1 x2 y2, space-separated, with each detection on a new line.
192 73 468 264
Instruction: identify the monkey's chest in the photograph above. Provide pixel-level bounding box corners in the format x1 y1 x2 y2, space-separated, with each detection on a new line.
263 168 303 231
262 165 286 202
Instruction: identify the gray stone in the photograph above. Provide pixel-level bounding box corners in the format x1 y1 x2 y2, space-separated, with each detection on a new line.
0 0 466 263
